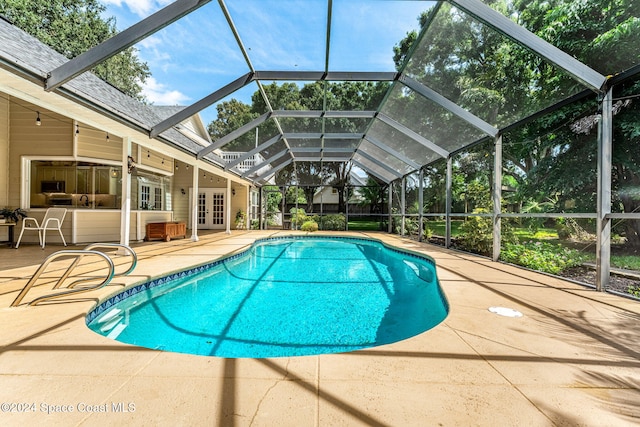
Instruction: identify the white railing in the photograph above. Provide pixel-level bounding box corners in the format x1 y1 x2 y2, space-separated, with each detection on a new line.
220 152 271 176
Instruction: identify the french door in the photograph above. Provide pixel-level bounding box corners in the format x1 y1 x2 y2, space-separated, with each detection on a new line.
195 189 226 229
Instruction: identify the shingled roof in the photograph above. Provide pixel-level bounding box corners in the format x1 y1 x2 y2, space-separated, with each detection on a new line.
0 16 228 171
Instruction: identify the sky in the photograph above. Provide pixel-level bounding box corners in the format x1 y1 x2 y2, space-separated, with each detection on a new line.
100 0 431 126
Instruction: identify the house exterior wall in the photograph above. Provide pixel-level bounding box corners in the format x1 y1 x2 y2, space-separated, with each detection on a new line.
134 144 175 174
0 94 9 208
313 187 339 205
171 164 192 223
231 185 248 229
2 93 250 246
77 125 122 161
9 101 72 209
74 211 122 243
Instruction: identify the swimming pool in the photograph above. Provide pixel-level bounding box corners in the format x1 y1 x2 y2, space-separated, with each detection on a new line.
87 236 448 358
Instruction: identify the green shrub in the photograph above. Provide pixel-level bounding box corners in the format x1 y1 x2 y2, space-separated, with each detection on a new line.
423 226 433 240
235 209 246 229
501 241 588 274
404 217 419 237
392 217 420 236
313 214 346 231
555 217 572 240
290 207 308 228
325 214 346 230
301 220 318 232
457 208 517 256
458 213 493 256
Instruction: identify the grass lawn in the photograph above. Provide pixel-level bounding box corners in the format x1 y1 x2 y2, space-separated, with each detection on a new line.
610 255 640 271
424 219 463 237
426 220 559 242
348 219 384 231
352 218 640 272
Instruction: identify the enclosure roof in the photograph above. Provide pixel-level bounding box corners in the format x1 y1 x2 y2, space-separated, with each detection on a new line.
3 0 636 186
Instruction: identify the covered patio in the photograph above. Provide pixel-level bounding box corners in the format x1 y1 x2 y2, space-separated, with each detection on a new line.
1 232 639 426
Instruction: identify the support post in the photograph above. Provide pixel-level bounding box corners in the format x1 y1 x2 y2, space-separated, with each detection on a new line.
401 177 406 236
418 169 424 242
596 88 613 291
388 184 393 233
492 134 503 262
282 186 286 230
345 186 349 231
119 137 132 252
226 178 231 234
295 185 299 230
190 165 199 242
446 156 452 248
259 186 264 230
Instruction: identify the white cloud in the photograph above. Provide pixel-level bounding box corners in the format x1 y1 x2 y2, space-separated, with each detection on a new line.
101 0 171 18
142 77 190 105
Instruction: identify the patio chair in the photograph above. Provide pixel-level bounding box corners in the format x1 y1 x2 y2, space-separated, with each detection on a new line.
15 207 67 249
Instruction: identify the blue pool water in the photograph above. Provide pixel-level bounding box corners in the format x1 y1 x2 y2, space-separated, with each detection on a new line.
87 236 448 358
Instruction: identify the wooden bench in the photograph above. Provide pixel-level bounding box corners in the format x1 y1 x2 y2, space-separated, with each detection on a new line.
145 222 186 242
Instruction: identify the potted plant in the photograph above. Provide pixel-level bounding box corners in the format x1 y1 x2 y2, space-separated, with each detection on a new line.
0 207 27 224
235 209 247 230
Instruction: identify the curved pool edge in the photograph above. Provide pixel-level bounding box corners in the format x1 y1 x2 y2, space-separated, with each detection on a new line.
86 234 449 328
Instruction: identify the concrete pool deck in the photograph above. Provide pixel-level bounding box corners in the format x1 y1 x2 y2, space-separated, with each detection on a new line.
1 231 639 426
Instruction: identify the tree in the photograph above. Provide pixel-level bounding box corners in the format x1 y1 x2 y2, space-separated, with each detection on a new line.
357 178 387 214
207 99 258 151
0 0 150 100
393 0 640 247
208 80 390 212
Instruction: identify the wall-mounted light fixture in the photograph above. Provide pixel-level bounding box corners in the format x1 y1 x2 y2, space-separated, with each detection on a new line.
232 188 236 196
181 188 186 195
106 132 110 142
36 111 41 126
75 124 80 135
110 168 119 178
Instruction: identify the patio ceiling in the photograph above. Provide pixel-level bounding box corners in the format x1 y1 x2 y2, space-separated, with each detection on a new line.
40 0 613 185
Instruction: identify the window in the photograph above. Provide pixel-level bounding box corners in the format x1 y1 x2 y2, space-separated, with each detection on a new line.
134 171 172 210
29 160 121 209
250 189 260 221
28 160 174 211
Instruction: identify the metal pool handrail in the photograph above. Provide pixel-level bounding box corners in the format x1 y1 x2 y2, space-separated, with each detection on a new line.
11 250 114 307
53 243 137 290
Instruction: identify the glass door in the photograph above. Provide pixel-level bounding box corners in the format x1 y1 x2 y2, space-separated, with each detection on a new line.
196 189 226 229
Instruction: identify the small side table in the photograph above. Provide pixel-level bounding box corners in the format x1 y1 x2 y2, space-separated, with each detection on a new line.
0 222 16 248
